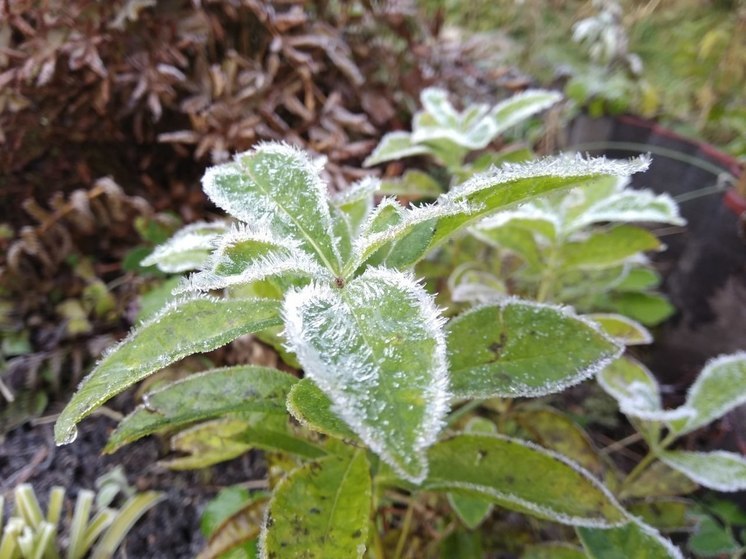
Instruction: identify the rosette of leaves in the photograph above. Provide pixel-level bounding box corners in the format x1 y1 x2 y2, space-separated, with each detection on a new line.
461 175 685 327
364 87 562 175
54 142 691 558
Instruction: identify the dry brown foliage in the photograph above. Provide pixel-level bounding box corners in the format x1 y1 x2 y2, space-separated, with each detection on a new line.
0 0 439 405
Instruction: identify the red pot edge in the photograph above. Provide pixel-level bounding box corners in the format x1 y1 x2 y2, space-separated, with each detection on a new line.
615 114 745 216
724 189 746 216
615 114 744 176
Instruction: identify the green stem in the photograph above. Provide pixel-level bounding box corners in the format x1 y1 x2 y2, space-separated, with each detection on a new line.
370 479 385 559
372 525 386 559
622 431 678 488
446 400 484 427
536 237 562 303
393 501 415 559
622 450 657 487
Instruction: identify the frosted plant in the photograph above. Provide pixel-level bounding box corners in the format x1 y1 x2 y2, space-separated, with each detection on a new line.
458 175 685 331
599 352 746 494
364 87 562 177
54 142 694 558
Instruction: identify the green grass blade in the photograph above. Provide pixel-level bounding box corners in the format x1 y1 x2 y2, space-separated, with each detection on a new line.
91 492 164 559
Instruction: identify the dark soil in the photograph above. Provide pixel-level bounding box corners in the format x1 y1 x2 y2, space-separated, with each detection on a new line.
0 412 266 558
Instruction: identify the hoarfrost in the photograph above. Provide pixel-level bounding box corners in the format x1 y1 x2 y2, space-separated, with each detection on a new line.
660 450 746 492
331 176 381 206
429 433 626 528
141 220 228 273
597 357 694 422
201 142 342 273
174 224 330 293
446 153 651 202
672 352 746 435
587 313 653 345
569 188 686 231
349 198 475 273
282 267 450 483
448 297 623 399
362 131 430 167
490 89 564 136
475 204 560 238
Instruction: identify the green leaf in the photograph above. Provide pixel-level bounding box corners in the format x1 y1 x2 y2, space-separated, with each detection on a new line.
161 419 252 470
413 114 495 151
627 499 694 532
141 221 228 273
472 222 543 269
597 357 690 422
577 520 684 559
561 225 661 270
198 495 268 559
202 144 342 274
419 88 461 127
688 515 741 557
260 450 371 559
379 170 443 198
350 154 649 273
603 292 674 326
474 207 559 243
201 486 252 538
668 352 746 436
331 205 354 266
447 155 649 222
490 89 563 136
468 146 535 174
425 434 626 527
286 379 357 439
55 296 282 445
447 493 493 530
440 530 484 559
447 299 621 399
283 268 448 483
232 426 327 460
446 417 496 529
619 461 698 500
615 268 661 292
331 177 379 238
586 313 653 345
177 226 331 293
135 276 182 323
363 131 431 166
659 451 746 492
569 188 685 232
448 266 507 304
703 497 746 525
106 366 297 452
521 543 587 559
512 407 604 477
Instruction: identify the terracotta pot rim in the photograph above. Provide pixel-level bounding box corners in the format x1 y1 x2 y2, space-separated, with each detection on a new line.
724 188 746 216
615 114 744 177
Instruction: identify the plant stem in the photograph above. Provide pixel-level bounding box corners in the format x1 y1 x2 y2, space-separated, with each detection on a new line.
536 238 562 303
446 400 484 427
622 431 678 487
372 525 386 559
393 501 415 559
600 432 644 456
622 450 657 486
